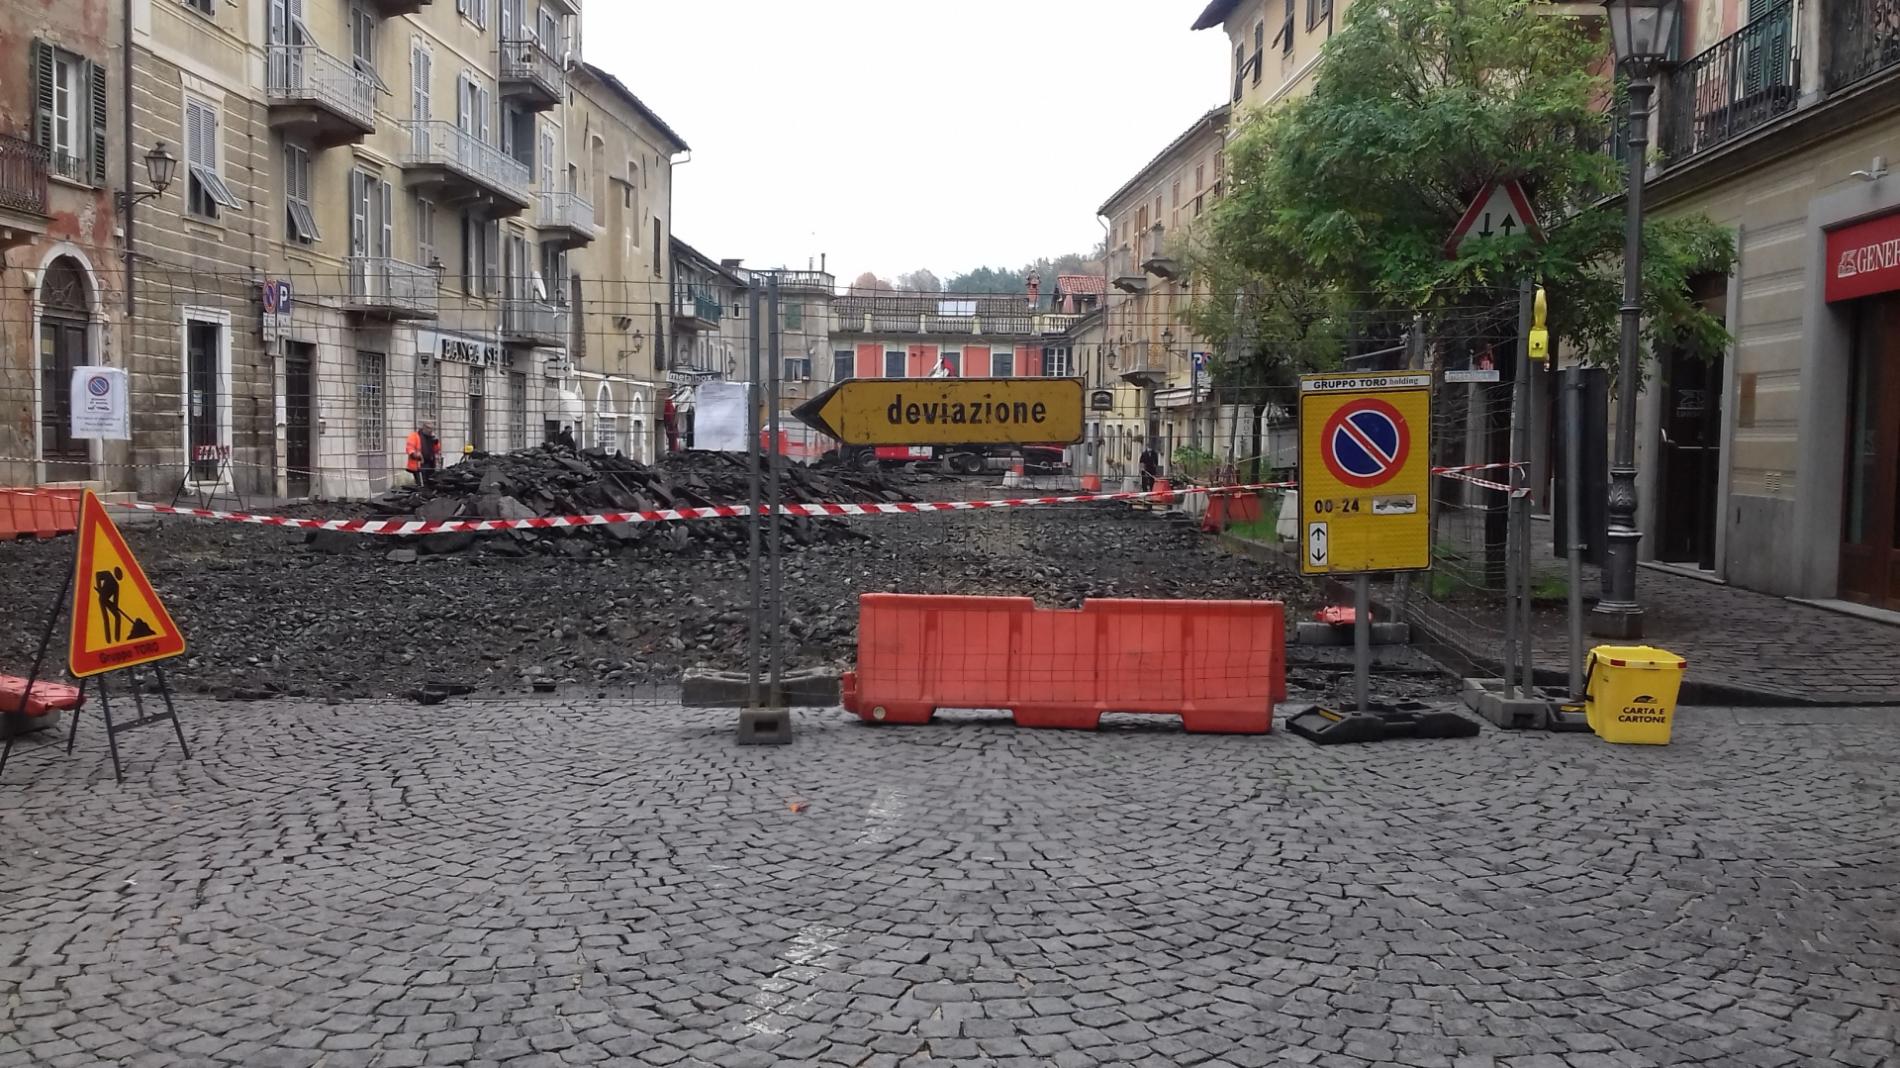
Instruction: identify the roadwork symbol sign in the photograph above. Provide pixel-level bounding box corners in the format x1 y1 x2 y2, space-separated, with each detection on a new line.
68 491 185 677
1299 373 1432 575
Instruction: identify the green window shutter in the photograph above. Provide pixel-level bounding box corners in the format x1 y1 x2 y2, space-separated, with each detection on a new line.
88 59 108 186
33 40 55 151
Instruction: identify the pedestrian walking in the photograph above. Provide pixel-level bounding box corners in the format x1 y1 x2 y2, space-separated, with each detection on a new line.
1139 442 1160 493
405 420 442 487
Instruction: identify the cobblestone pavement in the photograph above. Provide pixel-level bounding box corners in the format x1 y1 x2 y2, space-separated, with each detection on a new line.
2 699 1897 1068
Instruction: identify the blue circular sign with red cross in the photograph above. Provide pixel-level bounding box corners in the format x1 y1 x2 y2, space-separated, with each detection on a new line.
1320 398 1411 489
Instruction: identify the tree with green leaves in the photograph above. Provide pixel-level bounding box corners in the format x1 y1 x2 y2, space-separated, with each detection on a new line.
1188 0 1733 375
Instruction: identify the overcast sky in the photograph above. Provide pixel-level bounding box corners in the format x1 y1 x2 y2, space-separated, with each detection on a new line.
590 1 1229 283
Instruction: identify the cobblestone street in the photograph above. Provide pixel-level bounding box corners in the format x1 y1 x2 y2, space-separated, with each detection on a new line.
1 699 1896 1068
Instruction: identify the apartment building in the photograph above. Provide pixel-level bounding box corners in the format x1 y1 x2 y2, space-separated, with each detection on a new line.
830 291 1074 393
752 268 837 409
1098 104 1228 467
564 61 683 465
121 1 685 496
1633 0 1900 612
667 237 747 447
0 0 128 490
1194 0 1340 111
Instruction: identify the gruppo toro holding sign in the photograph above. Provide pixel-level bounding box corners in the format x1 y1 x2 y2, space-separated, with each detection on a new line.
1298 372 1433 575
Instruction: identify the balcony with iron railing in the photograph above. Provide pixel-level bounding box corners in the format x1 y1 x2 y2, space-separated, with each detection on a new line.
535 190 595 248
500 36 564 110
267 44 376 147
501 297 569 346
1824 0 1900 91
1659 0 1799 161
402 120 533 214
674 288 723 331
345 256 439 319
0 135 49 250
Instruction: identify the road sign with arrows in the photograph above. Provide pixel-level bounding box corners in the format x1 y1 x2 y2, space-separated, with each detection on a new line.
792 377 1084 446
1443 179 1545 258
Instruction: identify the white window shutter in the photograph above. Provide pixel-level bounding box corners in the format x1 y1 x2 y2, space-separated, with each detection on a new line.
379 179 393 258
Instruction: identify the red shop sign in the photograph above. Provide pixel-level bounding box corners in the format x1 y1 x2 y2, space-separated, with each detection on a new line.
1826 210 1900 303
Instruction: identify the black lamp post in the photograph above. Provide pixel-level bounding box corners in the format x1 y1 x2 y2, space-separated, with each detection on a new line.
1592 0 1680 639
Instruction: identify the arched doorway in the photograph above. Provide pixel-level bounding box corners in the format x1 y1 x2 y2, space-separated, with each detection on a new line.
39 257 92 478
594 382 618 453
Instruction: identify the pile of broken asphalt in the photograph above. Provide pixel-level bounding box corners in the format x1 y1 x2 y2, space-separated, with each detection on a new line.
0 449 1457 706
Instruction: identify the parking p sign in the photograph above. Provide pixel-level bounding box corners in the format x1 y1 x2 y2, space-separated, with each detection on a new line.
1298 372 1432 575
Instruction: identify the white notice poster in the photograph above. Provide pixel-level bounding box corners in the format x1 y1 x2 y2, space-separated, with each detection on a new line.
693 381 751 452
70 366 130 440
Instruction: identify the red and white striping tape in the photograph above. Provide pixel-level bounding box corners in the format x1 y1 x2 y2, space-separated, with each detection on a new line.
5 463 1525 536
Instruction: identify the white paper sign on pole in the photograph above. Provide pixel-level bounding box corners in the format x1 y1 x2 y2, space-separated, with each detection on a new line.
693 380 751 452
70 366 130 440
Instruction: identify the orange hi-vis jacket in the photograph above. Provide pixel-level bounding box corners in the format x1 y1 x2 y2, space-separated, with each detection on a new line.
405 430 441 473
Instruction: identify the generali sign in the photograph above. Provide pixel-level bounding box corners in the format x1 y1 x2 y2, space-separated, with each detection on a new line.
1826 210 1900 303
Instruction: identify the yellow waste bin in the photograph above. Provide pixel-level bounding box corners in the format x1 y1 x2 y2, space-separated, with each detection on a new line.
1584 645 1687 745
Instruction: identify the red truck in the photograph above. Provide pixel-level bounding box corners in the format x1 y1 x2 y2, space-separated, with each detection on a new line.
834 443 1070 475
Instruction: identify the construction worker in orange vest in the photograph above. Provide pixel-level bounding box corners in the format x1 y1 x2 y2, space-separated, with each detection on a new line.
405 420 441 487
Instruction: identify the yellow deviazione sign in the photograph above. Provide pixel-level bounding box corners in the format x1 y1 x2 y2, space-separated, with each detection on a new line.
1298 372 1433 575
792 377 1085 446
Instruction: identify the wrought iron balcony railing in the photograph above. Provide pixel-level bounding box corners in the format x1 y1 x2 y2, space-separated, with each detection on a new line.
1659 0 1799 160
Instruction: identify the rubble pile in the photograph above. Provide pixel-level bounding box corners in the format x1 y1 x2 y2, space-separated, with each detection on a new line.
0 477 1334 702
343 446 916 557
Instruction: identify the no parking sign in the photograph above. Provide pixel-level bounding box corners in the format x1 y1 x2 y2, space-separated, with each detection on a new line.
1298 372 1432 575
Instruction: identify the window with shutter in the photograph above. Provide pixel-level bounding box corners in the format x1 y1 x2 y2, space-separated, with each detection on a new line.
411 41 431 121
185 98 242 217
378 178 393 259
33 42 105 185
415 195 436 268
350 4 387 92
285 144 321 243
350 170 369 258
87 60 107 186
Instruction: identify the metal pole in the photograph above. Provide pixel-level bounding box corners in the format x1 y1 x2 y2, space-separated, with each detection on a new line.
745 289 764 709
122 0 136 323
1353 574 1371 714
766 277 784 700
1511 280 1536 696
1564 364 1585 696
1594 75 1652 639
1519 490 1535 693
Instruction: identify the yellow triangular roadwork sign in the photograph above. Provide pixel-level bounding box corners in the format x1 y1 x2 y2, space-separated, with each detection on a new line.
67 491 186 678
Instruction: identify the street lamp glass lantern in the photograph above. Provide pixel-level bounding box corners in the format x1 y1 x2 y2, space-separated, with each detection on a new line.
1602 0 1681 70
144 142 178 194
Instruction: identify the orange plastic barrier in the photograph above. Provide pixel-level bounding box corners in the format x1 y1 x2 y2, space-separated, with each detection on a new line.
1201 491 1264 532
1080 474 1102 492
0 488 81 541
1151 478 1175 504
0 675 83 718
841 594 1286 734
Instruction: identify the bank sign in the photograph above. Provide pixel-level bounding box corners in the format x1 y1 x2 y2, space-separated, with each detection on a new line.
1826 210 1900 303
418 330 511 368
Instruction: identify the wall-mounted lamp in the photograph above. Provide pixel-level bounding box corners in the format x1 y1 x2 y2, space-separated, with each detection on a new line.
116 142 177 212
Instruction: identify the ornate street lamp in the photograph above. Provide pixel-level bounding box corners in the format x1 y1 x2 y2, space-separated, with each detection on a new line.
1592 0 1680 639
117 142 177 212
